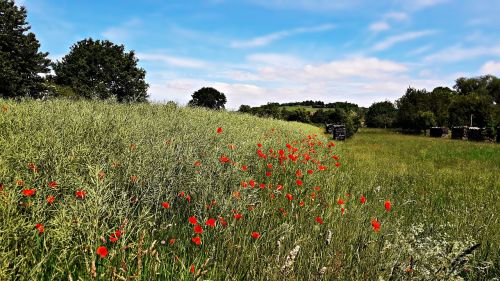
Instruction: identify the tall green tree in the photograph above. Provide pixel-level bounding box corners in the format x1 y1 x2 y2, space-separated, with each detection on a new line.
188 87 227 109
53 38 148 102
365 101 397 128
428 87 454 126
448 93 493 127
0 0 50 98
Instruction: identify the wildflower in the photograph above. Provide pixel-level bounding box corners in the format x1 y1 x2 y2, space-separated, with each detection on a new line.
341 208 345 215
337 199 344 205
335 162 341 168
266 171 272 177
75 190 86 199
48 181 58 188
233 213 242 220
241 165 248 171
385 200 391 212
219 216 228 227
257 143 262 147
249 180 255 188
299 201 305 207
178 191 185 197
194 225 203 234
216 127 222 134
333 155 340 160
276 184 283 191
161 202 170 209
190 264 195 274
251 232 261 239
241 181 248 188
205 218 216 228
295 169 303 177
315 216 324 224
307 169 313 175
267 163 273 169
191 236 202 245
259 183 266 189
46 195 55 204
371 219 381 232
296 179 303 186
313 186 321 191
35 223 44 234
219 155 230 163
96 246 108 258
360 195 366 204
194 161 201 167
188 216 198 225
109 230 121 243
22 188 36 197
232 191 241 199
286 193 293 201
169 238 176 245
318 165 327 171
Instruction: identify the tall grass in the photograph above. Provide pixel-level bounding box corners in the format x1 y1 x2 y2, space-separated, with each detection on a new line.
0 100 498 280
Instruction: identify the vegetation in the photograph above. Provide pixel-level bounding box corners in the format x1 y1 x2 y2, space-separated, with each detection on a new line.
188 87 227 110
1 100 498 280
365 101 397 128
52 39 149 102
0 0 50 99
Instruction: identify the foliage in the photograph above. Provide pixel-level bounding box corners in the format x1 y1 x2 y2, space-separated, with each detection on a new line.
448 93 493 127
188 87 227 109
52 38 148 102
0 0 50 99
454 75 500 103
365 101 397 128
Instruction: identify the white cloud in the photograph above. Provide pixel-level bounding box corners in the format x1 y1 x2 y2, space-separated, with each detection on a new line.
480 61 500 75
372 30 437 51
230 24 335 48
369 22 390 32
137 53 209 69
407 44 433 56
246 0 362 12
246 53 304 67
398 0 449 10
102 19 142 43
424 45 500 63
384 12 409 21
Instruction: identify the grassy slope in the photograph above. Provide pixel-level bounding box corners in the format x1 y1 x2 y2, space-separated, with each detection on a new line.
0 101 498 280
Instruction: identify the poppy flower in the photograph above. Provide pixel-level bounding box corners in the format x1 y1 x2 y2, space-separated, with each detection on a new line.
307 169 314 175
194 161 201 167
257 143 262 147
22 188 36 197
360 195 366 204
96 246 108 258
335 162 341 168
109 233 119 243
318 165 327 171
75 190 86 199
219 216 228 227
186 195 191 203
169 238 176 245
286 193 293 201
299 201 305 207
249 180 256 188
337 199 345 205
46 195 55 204
193 224 203 234
191 236 202 245
188 216 198 225
333 155 340 160
216 127 222 134
251 232 261 239
385 200 391 212
35 223 44 234
315 216 324 224
241 165 248 171
313 186 321 191
219 155 230 163
341 208 345 215
162 202 170 209
190 264 195 274
178 191 185 197
259 183 266 189
48 181 58 188
205 218 216 227
276 185 283 191
267 163 273 169
296 179 303 186
241 181 248 188
233 213 242 220
371 219 381 232
295 170 303 177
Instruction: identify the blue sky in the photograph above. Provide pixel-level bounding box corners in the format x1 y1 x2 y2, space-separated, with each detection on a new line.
17 0 500 108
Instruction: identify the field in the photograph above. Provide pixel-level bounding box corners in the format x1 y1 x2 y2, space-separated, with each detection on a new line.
0 100 498 280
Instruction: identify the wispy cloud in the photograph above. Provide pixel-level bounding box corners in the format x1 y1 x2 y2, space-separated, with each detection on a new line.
480 61 500 75
407 44 433 56
372 30 437 51
397 0 449 10
102 18 142 43
369 22 390 32
424 45 500 63
137 53 209 69
245 0 362 12
230 24 335 48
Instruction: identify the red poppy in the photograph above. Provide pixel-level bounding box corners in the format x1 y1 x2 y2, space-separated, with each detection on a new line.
241 181 248 188
296 179 303 186
241 165 248 171
162 202 170 209
385 200 391 212
333 155 340 160
295 169 303 177
194 161 201 167
22 188 36 197
299 201 305 207
371 219 381 232
178 191 185 197
233 213 242 220
191 236 202 245
285 193 293 201
360 195 366 204
335 162 341 168
313 186 321 191
188 216 198 225
96 246 108 258
75 190 86 199
190 264 195 273
341 207 345 215
249 180 256 188
257 143 262 147
46 195 55 204
217 127 222 134
219 216 228 227
109 229 122 242
251 232 261 239
219 155 230 163
193 224 203 234
169 238 176 245
48 181 58 188
205 218 216 227
318 165 327 171
186 195 191 203
265 171 272 177
267 163 273 169
35 223 44 234
337 199 345 205
307 169 314 175
315 216 324 224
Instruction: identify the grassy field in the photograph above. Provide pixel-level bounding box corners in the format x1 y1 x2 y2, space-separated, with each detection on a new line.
0 100 498 280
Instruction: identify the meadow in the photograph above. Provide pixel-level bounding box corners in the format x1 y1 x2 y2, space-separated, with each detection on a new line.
0 100 498 280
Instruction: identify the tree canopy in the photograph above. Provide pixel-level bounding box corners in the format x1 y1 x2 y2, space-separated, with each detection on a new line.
0 0 50 99
52 38 148 102
188 87 227 109
365 101 397 128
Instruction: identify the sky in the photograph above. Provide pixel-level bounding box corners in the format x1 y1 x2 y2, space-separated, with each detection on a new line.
16 0 500 108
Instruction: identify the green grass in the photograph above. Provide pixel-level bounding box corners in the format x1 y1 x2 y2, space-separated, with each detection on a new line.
0 100 498 280
280 105 319 113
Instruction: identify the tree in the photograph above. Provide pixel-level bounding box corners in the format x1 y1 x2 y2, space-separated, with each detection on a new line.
454 75 500 103
0 0 50 98
396 87 432 131
188 87 226 109
238 105 251 113
53 38 148 102
448 93 493 127
365 101 397 128
285 108 311 123
429 87 454 126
